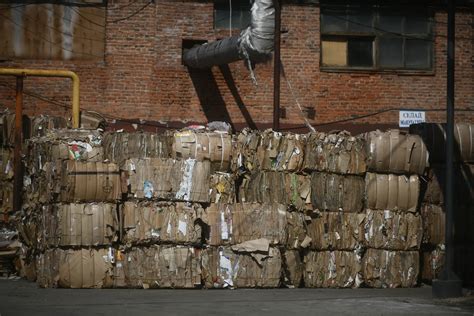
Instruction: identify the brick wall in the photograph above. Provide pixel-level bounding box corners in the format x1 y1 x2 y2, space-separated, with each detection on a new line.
0 0 473 130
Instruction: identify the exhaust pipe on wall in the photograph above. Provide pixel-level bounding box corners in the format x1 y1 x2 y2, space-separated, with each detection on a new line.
183 0 275 69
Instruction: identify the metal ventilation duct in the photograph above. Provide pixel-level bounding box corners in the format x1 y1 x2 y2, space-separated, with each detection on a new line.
183 0 275 69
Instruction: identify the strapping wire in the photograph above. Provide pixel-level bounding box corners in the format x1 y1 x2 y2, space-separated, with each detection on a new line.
280 63 316 132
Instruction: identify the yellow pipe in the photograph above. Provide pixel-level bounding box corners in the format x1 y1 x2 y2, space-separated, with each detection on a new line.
0 68 80 128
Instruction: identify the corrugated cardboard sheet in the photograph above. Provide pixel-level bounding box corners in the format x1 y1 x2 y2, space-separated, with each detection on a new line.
0 182 13 220
304 131 367 175
307 212 365 250
122 201 203 245
365 129 429 175
36 248 115 288
364 210 422 250
30 115 68 138
409 122 474 163
201 246 282 288
311 173 364 212
122 158 211 203
209 172 236 204
365 173 420 212
363 249 419 288
172 131 232 172
0 148 13 181
103 131 172 164
202 203 288 246
304 251 363 288
282 249 303 287
60 161 121 202
286 211 309 249
114 245 201 288
40 203 118 247
238 171 311 209
420 204 445 245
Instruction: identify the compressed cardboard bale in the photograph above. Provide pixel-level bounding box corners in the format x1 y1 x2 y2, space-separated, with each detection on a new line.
60 161 121 202
122 158 211 203
421 245 445 283
307 212 365 250
282 249 303 288
304 131 367 175
122 201 203 246
365 129 429 175
363 249 419 288
304 250 363 288
421 165 474 205
232 129 306 173
231 129 260 173
364 210 423 251
36 248 115 288
421 204 445 246
209 172 236 204
256 130 306 172
409 122 474 163
0 148 13 181
40 203 119 247
311 172 364 212
202 203 287 246
172 130 232 172
201 246 282 288
102 131 172 164
25 129 104 175
115 245 201 288
365 173 420 212
238 171 311 210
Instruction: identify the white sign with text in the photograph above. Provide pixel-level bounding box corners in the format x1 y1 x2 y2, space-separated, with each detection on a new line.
399 110 426 127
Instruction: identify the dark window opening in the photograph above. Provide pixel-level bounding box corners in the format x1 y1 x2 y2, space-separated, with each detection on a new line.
214 0 251 30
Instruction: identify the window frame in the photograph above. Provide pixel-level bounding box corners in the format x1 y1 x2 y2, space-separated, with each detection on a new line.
319 5 435 75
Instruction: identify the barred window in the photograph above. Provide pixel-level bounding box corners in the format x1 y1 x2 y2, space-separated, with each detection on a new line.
320 5 433 71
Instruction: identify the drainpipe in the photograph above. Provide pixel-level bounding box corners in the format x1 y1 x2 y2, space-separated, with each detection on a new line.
0 68 80 128
183 0 275 68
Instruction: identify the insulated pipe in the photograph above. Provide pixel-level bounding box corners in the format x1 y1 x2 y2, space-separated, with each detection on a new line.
183 0 275 68
0 68 80 128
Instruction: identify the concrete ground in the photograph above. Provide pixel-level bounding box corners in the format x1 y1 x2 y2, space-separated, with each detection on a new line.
0 279 473 316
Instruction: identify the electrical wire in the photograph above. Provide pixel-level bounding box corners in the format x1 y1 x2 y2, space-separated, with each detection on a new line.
109 0 153 23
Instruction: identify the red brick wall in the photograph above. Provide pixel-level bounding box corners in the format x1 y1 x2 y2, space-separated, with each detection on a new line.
0 1 473 130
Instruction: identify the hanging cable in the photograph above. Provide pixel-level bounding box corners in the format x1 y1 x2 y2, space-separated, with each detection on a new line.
109 0 153 23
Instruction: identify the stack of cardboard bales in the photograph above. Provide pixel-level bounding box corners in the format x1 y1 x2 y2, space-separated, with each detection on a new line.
231 129 309 288
19 128 122 287
14 121 473 289
303 131 366 288
362 129 427 288
410 123 474 284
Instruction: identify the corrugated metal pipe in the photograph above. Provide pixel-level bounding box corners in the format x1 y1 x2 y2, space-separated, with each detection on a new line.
183 0 275 69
